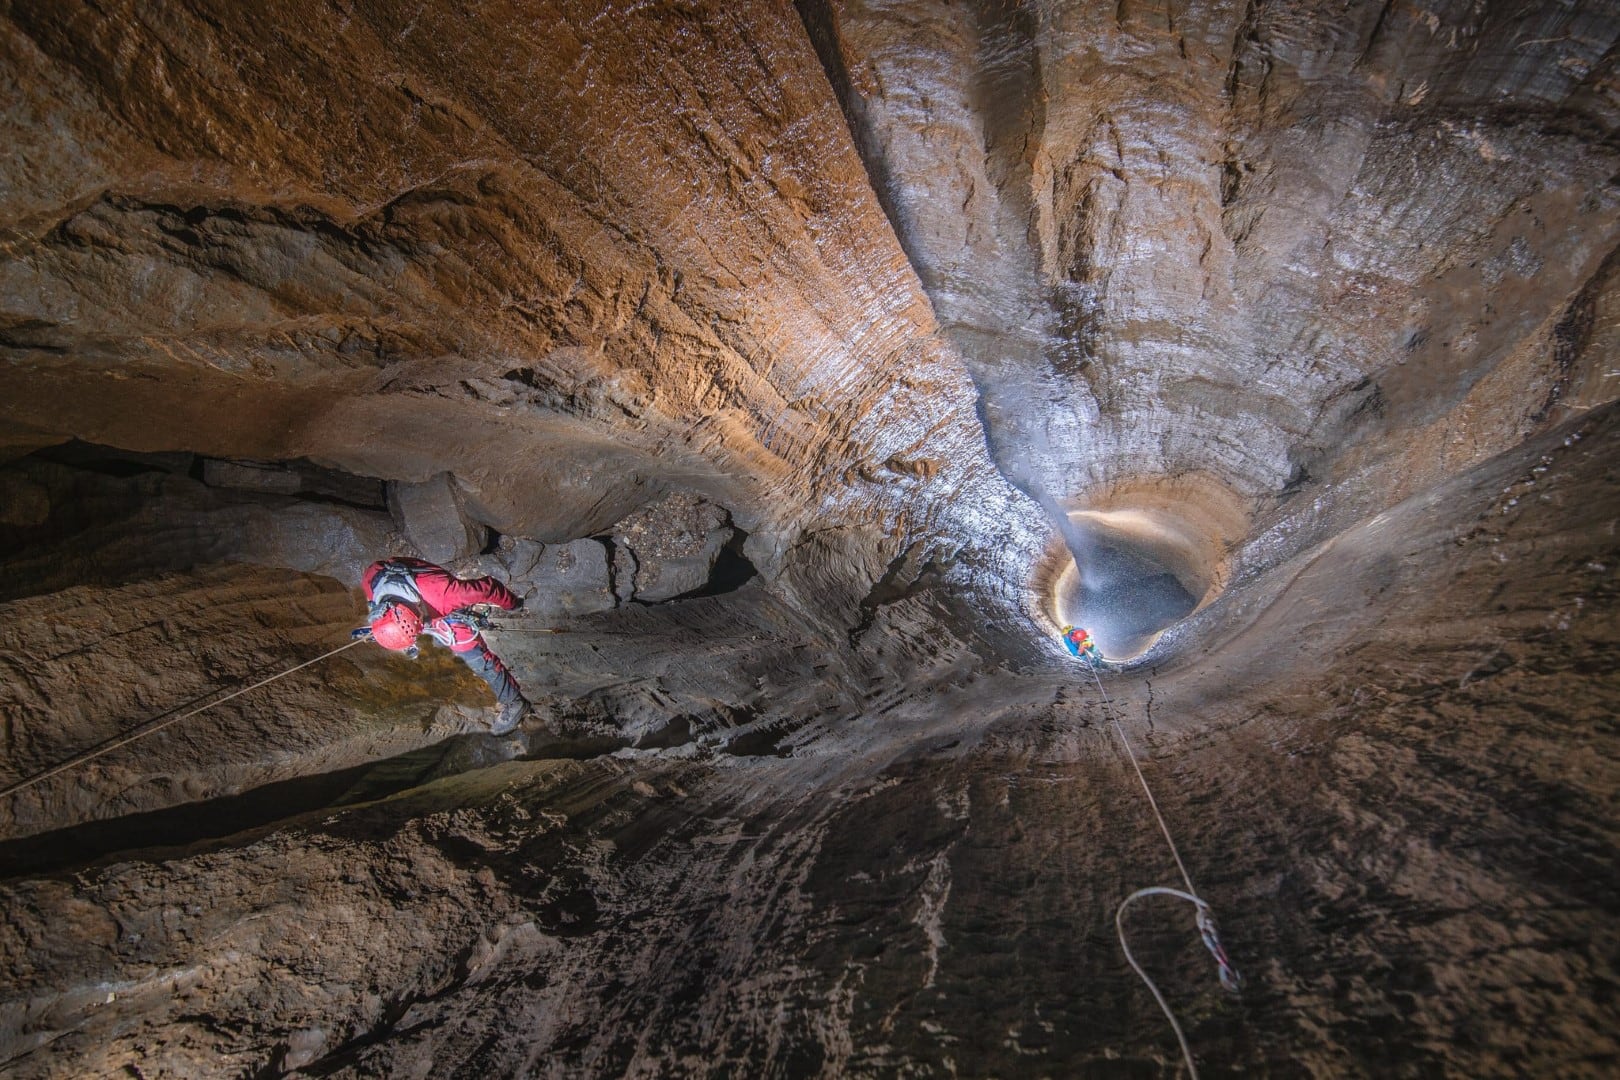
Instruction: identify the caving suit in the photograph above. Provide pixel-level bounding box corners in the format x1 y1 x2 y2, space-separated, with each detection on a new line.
1063 628 1101 663
362 558 523 705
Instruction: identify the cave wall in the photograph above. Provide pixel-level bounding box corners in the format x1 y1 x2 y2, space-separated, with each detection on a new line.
804 0 1620 560
3 404 1616 1077
0 0 1044 580
2 0 1618 1077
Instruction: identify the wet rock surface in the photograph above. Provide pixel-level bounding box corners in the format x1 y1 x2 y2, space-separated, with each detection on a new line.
0 1 1617 1077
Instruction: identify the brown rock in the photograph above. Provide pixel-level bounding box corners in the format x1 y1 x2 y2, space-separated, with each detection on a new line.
0 1 1615 1077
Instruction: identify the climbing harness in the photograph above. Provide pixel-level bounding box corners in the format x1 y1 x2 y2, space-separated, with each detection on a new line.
1083 658 1240 1079
0 636 367 802
1062 625 1103 663
366 559 424 611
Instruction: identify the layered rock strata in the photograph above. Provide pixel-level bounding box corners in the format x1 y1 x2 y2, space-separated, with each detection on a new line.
1 0 1617 1077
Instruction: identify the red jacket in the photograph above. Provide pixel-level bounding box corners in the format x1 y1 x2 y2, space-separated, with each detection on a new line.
363 558 518 654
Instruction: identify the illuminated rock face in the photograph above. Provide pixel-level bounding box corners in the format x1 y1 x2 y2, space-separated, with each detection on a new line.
805 0 1620 638
1 1 1618 1076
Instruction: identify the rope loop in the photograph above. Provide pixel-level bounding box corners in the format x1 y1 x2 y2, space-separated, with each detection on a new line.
1080 656 1243 1077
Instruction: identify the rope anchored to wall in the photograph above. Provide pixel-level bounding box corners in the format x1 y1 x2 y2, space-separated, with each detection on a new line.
0 636 367 802
1084 658 1241 1079
482 624 567 634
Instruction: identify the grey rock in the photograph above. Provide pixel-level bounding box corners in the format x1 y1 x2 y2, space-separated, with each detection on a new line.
505 538 616 622
388 473 488 564
497 538 547 582
230 501 397 587
610 492 734 602
609 540 639 605
202 459 303 496
0 458 398 596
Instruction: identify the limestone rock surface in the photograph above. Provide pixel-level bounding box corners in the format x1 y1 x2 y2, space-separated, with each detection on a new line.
388 472 489 564
494 537 618 621
0 1 1617 1078
610 491 739 602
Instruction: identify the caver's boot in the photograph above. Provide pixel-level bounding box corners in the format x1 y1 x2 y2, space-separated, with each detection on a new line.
490 698 531 735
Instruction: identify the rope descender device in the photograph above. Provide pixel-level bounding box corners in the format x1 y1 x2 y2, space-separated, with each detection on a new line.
1196 902 1242 994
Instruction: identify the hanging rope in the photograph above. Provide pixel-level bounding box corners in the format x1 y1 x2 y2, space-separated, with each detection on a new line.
1087 662 1199 895
483 621 642 637
0 636 367 801
1083 658 1240 1080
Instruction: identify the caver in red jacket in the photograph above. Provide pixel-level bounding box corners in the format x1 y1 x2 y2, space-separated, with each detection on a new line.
362 557 523 705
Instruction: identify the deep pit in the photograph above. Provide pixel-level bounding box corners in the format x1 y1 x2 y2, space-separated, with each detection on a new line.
1057 511 1204 660
1048 479 1247 660
2 1 1618 1077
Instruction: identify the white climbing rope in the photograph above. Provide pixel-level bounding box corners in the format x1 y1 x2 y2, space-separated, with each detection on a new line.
1089 661 1198 896
1116 886 1215 1078
1083 658 1240 1080
0 636 367 801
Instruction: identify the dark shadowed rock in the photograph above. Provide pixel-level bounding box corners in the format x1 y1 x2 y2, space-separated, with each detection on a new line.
202 459 303 496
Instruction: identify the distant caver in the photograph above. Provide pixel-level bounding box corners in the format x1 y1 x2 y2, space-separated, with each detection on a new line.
1061 625 1103 663
359 557 531 734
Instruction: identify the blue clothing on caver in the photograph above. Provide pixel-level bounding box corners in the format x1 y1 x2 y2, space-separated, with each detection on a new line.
1063 627 1101 662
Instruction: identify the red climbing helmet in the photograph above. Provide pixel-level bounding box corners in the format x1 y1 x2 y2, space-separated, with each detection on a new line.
370 602 423 651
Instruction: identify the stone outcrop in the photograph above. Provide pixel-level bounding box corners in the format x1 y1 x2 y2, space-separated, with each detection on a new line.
485 536 618 621
0 454 400 595
0 1 1617 1077
202 457 387 507
387 472 489 564
609 491 741 602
